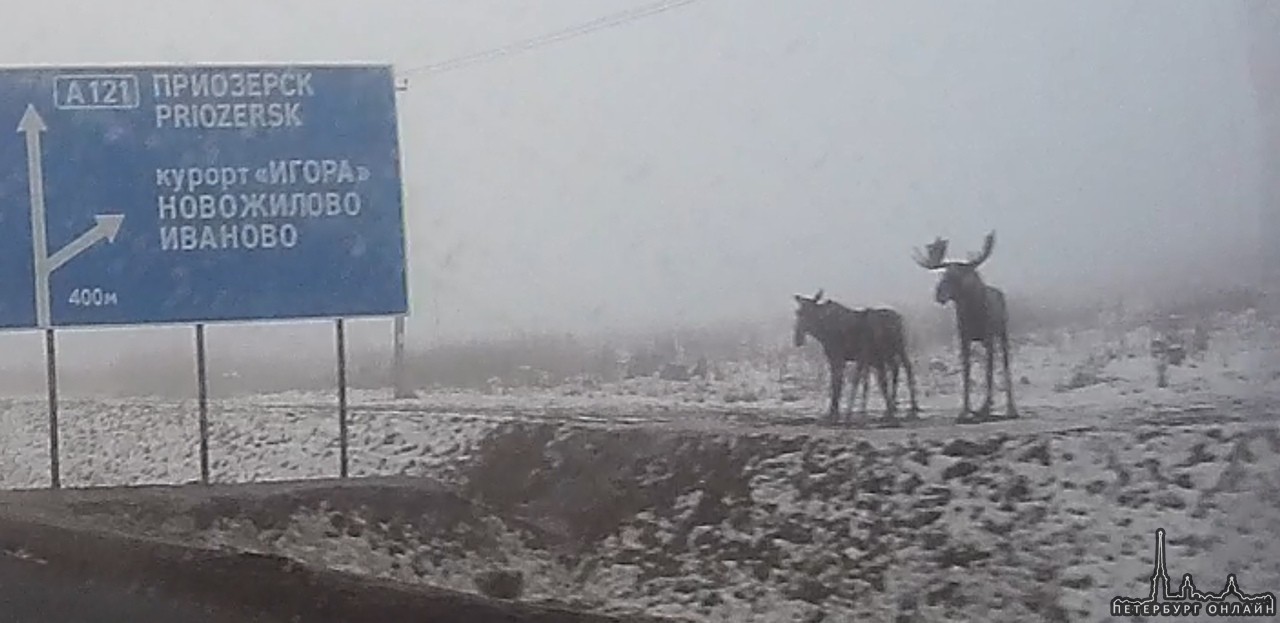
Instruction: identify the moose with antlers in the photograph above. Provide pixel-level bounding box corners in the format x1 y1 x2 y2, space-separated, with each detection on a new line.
912 231 1017 421
793 290 920 425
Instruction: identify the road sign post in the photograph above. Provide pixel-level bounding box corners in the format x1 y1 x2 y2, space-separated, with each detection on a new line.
393 315 412 398
195 323 209 484
336 318 349 478
0 65 408 487
44 329 59 489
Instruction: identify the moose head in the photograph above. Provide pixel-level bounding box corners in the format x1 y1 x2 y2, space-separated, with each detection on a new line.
792 289 825 347
912 231 996 306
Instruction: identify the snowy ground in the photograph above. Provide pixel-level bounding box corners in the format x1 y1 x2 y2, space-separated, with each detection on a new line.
0 310 1277 621
0 309 1274 489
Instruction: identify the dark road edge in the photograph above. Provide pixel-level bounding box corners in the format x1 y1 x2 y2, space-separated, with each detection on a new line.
0 509 680 623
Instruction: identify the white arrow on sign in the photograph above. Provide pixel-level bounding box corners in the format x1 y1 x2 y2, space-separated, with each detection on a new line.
18 104 126 329
46 214 124 273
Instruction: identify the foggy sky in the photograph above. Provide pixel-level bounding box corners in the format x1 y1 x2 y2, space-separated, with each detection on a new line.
0 0 1267 362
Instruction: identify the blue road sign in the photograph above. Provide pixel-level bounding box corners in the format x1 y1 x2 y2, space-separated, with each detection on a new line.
0 64 407 329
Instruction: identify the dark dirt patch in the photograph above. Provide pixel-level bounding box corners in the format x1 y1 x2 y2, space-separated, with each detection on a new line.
462 424 769 550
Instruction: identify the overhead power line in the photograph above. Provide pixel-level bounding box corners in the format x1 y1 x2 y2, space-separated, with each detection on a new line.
399 0 702 78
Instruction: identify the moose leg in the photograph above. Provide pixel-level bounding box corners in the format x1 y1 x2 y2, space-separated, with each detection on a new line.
901 350 921 415
977 339 995 418
876 362 896 420
860 365 872 417
1002 331 1018 418
844 365 857 422
849 362 868 418
844 368 855 422
889 358 900 411
959 341 973 419
827 360 845 424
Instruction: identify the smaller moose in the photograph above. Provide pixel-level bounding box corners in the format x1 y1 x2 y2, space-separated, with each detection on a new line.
793 290 919 424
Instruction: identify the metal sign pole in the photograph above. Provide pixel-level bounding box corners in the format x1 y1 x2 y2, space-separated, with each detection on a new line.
195 323 210 484
44 328 59 489
336 318 349 478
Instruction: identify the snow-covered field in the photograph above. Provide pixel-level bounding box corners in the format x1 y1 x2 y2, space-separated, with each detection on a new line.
0 310 1278 621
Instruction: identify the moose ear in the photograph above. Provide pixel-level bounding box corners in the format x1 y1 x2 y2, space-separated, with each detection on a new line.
794 294 808 305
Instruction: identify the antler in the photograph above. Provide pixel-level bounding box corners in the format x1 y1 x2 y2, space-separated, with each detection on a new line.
912 237 949 270
966 230 996 266
794 289 825 305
